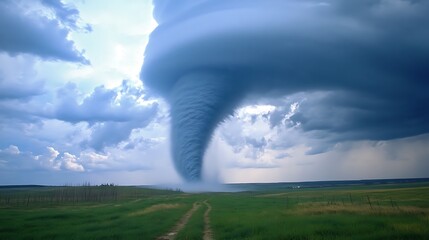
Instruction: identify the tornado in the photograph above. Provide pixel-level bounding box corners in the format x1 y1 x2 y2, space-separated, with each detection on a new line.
140 0 429 181
169 72 242 181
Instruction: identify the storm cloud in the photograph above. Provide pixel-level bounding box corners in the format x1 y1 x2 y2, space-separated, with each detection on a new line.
53 81 159 151
141 0 429 181
0 0 89 63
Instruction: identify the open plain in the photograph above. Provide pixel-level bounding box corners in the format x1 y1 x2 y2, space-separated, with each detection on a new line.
1 180 428 239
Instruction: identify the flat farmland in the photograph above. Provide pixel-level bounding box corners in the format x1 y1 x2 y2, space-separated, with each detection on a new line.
1 182 428 239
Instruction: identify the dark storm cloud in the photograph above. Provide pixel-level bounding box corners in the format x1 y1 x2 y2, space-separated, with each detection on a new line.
0 0 89 63
288 91 429 141
141 0 429 181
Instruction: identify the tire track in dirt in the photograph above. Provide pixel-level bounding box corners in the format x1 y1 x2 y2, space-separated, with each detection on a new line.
203 200 214 240
157 202 201 240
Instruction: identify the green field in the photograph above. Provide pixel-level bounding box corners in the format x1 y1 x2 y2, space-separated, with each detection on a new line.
1 182 428 239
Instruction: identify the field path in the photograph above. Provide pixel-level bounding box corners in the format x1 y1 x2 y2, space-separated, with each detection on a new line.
203 200 214 240
157 202 201 240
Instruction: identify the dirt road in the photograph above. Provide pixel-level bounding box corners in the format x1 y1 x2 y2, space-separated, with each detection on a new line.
203 200 214 240
157 202 201 240
157 200 214 240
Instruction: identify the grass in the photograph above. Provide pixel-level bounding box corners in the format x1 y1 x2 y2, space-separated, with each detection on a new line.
0 186 194 239
176 201 206 240
209 184 429 239
1 182 428 239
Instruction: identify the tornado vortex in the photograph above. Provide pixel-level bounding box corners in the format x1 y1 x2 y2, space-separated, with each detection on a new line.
140 0 429 181
170 72 241 181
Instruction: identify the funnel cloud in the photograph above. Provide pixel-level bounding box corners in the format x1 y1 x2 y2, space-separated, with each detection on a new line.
141 0 429 181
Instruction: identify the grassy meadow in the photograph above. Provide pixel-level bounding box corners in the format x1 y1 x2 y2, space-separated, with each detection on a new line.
1 181 428 239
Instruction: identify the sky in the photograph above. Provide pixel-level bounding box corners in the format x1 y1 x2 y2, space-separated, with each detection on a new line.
0 0 428 185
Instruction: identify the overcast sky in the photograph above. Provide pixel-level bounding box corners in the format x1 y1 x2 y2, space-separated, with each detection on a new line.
0 0 428 185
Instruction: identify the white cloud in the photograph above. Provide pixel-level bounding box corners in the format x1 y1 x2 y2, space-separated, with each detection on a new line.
0 0 170 184
3 145 20 155
61 152 84 172
80 151 108 166
35 146 61 170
